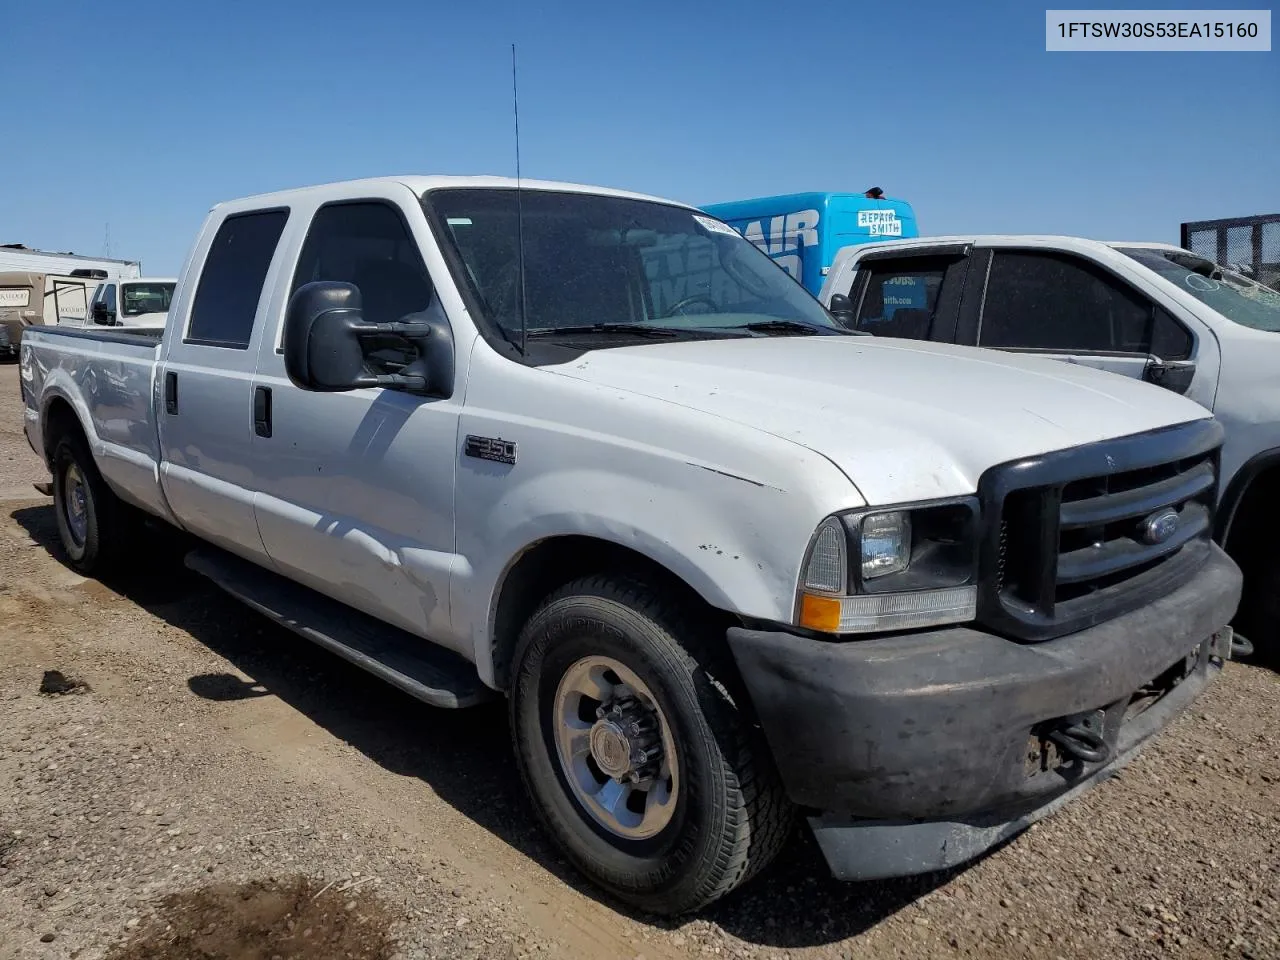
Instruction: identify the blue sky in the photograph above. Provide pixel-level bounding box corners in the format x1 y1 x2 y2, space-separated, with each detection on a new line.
2 0 1276 274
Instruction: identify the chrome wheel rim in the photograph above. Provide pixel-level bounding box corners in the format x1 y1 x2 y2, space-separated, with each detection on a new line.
63 463 88 547
552 655 679 840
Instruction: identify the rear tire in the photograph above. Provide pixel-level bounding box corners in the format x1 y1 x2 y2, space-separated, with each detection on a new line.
510 575 793 915
51 433 132 575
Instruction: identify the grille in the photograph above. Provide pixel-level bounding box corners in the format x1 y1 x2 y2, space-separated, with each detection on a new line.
977 419 1222 642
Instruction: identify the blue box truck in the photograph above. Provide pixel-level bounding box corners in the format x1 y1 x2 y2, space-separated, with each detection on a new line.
701 192 919 295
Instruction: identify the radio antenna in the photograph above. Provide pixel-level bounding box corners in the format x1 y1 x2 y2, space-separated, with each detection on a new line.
512 43 528 355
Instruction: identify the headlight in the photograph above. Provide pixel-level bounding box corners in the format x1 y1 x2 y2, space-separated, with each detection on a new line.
860 511 911 580
797 499 979 634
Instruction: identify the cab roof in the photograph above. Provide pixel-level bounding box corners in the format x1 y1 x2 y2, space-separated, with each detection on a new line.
218 175 691 211
847 235 1186 254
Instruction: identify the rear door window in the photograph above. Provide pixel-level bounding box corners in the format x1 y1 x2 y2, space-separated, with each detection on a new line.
187 210 289 348
979 252 1153 353
852 257 954 339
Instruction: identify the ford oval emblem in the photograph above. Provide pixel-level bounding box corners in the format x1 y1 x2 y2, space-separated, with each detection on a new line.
1140 509 1180 545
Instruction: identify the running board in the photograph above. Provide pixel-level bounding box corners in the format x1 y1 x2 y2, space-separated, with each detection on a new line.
185 547 493 709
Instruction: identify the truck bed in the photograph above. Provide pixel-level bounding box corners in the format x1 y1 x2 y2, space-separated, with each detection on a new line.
21 325 168 519
29 325 164 348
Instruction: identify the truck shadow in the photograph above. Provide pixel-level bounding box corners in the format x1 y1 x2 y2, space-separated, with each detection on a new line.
16 502 971 946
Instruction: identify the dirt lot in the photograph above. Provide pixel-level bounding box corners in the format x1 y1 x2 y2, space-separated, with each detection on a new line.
1 361 1277 960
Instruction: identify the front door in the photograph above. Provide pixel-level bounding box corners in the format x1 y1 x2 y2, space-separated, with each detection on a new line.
248 186 462 647
971 249 1190 382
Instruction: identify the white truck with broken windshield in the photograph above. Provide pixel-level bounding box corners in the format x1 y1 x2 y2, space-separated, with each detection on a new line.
20 177 1240 914
820 235 1280 662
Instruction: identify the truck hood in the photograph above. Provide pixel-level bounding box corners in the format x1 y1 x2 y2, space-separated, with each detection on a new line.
548 336 1211 504
117 311 167 330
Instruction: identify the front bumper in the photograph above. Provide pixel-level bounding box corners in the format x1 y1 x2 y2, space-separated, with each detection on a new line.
726 543 1241 880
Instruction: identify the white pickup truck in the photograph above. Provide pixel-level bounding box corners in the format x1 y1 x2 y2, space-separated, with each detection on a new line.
820 236 1280 661
83 277 178 329
20 177 1241 914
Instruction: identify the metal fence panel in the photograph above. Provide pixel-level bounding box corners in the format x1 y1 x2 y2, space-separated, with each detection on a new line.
1181 214 1280 290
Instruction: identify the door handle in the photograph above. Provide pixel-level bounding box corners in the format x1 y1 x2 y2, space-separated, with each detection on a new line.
164 371 178 414
253 386 272 438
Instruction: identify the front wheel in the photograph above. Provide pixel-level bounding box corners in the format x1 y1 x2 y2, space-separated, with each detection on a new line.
510 576 793 915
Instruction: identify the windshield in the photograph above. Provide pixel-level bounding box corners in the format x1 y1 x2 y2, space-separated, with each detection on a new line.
121 282 175 317
424 189 843 342
1118 248 1280 333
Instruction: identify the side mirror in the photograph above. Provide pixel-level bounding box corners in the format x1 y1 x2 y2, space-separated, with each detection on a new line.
91 301 114 325
828 292 856 328
283 281 453 395
1143 358 1196 395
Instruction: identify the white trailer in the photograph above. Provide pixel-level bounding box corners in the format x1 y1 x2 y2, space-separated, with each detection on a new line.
0 245 141 281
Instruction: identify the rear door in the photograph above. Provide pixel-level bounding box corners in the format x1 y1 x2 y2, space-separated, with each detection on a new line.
837 246 971 342
968 248 1194 382
157 208 291 563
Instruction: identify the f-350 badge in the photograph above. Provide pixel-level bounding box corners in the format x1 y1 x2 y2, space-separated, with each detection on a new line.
464 435 518 465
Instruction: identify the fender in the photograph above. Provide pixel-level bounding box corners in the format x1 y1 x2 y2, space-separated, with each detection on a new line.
453 463 854 689
38 374 100 463
1216 445 1280 544
38 364 180 525
491 514 779 613
464 519 786 691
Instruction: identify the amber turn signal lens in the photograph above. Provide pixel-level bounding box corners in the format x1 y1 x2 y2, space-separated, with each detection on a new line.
798 592 842 632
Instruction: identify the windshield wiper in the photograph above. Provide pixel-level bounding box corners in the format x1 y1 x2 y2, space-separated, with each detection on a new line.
527 323 681 339
734 320 853 336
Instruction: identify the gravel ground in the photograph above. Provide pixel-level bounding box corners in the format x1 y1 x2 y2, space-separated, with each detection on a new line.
0 361 1277 960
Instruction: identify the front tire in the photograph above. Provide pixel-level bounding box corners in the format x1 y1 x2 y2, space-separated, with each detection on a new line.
510 575 792 915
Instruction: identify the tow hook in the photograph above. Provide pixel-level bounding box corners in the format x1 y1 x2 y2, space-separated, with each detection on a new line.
1208 626 1243 661
1046 711 1111 765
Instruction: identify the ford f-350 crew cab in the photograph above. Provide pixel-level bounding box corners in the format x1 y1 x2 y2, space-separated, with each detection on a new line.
20 177 1241 914
820 235 1280 661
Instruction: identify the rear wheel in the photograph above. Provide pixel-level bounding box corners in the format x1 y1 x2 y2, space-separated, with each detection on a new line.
51 433 132 574
510 575 793 915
